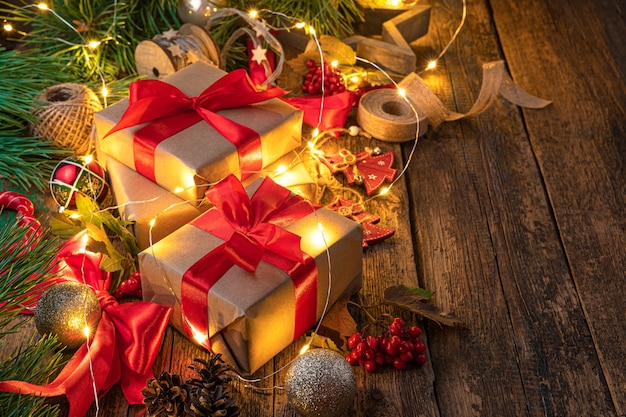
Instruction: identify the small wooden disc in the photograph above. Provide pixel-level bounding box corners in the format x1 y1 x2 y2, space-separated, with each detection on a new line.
135 40 176 79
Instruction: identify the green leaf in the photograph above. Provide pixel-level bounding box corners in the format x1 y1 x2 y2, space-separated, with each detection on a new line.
405 286 433 300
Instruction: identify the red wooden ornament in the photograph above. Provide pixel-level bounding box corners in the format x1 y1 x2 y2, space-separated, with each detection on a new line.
320 148 397 195
328 198 395 247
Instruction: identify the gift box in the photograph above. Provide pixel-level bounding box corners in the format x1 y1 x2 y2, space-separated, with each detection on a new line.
95 62 303 205
107 152 317 250
138 176 362 374
106 157 209 250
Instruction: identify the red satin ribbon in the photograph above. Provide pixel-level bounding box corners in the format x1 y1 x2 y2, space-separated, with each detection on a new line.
283 91 356 134
180 175 319 351
0 232 171 417
103 69 286 182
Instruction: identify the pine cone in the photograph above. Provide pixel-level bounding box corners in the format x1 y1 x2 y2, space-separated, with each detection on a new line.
142 371 190 417
185 356 240 417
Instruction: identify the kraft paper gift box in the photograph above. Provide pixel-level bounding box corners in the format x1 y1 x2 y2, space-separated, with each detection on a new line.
138 176 362 374
95 61 303 206
106 151 317 250
106 157 209 251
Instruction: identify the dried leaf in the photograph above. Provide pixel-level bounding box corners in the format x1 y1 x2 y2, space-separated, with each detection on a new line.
316 293 358 350
286 35 357 75
306 333 340 352
384 285 463 328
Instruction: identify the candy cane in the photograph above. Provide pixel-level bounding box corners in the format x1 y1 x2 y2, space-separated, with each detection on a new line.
0 191 43 240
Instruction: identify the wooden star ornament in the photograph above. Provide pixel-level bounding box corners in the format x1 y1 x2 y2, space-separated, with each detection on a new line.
328 198 395 248
319 148 397 195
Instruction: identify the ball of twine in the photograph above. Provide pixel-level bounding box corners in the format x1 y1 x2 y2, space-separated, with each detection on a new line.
31 83 103 154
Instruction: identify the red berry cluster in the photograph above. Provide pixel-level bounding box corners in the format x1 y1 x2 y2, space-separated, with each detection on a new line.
114 271 142 299
345 317 426 373
301 59 346 95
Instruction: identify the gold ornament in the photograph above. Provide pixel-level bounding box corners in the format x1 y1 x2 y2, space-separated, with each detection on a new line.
284 349 356 417
34 282 101 349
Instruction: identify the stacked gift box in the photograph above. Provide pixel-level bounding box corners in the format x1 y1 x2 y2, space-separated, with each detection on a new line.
94 61 363 374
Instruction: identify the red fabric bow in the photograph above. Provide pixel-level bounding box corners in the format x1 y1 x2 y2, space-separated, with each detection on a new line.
0 232 171 417
181 175 319 351
103 69 286 182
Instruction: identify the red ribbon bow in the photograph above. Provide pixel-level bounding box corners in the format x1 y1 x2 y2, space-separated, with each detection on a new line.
181 175 319 350
104 69 286 182
0 232 171 417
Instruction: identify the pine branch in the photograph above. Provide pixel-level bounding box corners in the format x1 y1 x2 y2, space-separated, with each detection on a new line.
1 0 180 81
0 47 74 129
0 130 71 191
0 221 61 333
0 222 65 417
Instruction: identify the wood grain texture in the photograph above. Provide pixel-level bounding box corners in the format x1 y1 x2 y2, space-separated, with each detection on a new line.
4 0 625 416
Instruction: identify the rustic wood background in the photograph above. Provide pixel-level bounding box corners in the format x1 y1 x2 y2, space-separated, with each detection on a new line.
3 0 625 415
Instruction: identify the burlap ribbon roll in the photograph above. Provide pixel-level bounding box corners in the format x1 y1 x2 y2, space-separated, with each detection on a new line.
357 89 428 142
31 83 102 154
357 60 551 142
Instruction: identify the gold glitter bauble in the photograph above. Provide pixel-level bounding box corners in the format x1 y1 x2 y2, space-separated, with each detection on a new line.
284 349 356 417
34 282 101 349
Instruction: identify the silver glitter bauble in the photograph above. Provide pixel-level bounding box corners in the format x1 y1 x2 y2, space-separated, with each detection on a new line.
34 282 101 349
284 349 356 417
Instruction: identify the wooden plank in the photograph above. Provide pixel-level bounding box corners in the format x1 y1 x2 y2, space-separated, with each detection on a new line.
382 4 432 45
344 35 416 75
489 0 626 413
403 0 619 416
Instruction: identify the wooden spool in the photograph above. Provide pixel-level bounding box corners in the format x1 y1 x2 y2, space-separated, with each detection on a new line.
135 23 221 79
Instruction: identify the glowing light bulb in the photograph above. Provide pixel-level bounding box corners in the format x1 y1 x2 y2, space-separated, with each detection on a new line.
331 60 338 67
307 141 315 149
274 164 288 175
426 60 437 70
101 86 109 98
308 26 316 36
295 22 305 29
3 23 13 32
350 75 360 83
69 213 80 219
248 9 258 19
312 128 319 137
173 187 184 193
82 154 93 164
149 218 156 227
379 186 390 196
317 222 324 232
397 87 406 98
83 325 91 338
299 343 310 355
37 3 48 10
88 40 101 49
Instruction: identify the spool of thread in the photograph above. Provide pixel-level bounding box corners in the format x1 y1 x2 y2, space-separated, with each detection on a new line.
356 89 428 142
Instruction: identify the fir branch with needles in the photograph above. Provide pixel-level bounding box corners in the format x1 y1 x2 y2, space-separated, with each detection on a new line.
0 221 66 416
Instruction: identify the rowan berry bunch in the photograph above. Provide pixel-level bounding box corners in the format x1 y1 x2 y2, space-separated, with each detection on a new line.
301 59 347 95
114 271 142 299
345 317 427 373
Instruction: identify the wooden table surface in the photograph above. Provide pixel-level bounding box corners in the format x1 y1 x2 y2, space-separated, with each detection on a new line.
6 0 626 415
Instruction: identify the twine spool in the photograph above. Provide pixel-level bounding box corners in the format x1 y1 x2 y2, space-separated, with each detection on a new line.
31 83 102 154
356 89 427 142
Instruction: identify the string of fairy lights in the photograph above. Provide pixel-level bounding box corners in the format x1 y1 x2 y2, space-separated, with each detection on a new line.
3 0 468 405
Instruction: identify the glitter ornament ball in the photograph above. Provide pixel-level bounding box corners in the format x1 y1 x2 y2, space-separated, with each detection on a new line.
49 156 108 209
34 282 101 349
284 349 356 417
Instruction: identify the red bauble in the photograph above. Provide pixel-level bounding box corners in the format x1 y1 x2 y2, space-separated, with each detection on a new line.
49 156 108 209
